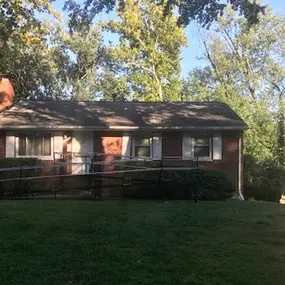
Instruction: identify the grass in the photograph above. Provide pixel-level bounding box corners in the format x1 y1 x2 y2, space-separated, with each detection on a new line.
0 200 285 285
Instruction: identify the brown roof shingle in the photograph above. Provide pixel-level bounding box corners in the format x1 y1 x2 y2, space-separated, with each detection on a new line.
0 101 247 130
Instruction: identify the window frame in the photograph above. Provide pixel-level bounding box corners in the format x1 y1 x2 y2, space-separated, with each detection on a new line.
15 132 54 160
131 134 153 159
192 136 212 161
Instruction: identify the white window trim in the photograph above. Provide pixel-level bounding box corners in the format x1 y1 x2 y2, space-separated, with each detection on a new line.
132 136 153 159
15 136 54 160
213 132 222 160
6 132 15 157
192 136 213 161
122 132 131 159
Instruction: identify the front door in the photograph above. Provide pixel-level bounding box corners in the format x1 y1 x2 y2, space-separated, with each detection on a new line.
72 132 94 174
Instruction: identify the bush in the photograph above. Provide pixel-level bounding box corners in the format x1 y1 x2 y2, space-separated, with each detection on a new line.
0 158 41 198
112 161 235 200
188 170 235 200
244 155 285 202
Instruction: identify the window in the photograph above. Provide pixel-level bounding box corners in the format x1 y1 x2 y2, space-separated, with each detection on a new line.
18 133 51 156
193 137 211 158
133 136 151 157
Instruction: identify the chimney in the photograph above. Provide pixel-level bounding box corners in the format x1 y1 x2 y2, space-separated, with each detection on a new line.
0 74 15 112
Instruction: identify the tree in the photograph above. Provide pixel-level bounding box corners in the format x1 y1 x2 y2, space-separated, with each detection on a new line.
64 0 265 28
181 67 215 101
0 0 57 45
51 21 106 101
102 0 186 102
0 0 64 100
97 70 130 101
182 8 285 162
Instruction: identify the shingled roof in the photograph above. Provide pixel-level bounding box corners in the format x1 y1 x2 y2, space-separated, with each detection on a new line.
0 101 247 130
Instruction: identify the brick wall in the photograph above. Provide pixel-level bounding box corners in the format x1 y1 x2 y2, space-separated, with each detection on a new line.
162 131 182 157
0 131 5 158
199 133 239 189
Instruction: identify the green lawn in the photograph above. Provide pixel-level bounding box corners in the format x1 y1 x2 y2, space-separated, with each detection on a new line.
0 200 285 285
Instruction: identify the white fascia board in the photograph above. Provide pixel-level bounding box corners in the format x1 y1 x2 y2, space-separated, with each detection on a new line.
0 125 248 131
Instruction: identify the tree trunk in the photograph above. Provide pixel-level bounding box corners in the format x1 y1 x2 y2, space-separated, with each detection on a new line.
152 64 163 101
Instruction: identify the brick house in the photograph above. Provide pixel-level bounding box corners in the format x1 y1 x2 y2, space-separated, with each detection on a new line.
0 100 247 193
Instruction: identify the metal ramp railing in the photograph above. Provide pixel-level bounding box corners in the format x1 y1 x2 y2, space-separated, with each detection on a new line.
0 153 199 201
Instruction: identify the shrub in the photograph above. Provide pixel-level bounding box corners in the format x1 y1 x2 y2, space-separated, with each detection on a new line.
189 170 235 200
112 161 235 200
244 155 285 202
0 158 41 198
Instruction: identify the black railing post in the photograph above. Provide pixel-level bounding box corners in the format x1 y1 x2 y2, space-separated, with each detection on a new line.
95 153 103 200
20 166 23 195
91 154 95 198
194 157 198 204
0 171 3 199
53 163 57 199
158 157 164 200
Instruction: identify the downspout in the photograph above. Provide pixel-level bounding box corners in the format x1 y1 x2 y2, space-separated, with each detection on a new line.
238 136 244 200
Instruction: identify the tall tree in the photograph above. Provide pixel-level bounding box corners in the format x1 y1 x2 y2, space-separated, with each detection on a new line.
182 8 285 162
97 69 130 101
51 21 106 101
102 0 187 101
0 0 64 100
0 0 57 44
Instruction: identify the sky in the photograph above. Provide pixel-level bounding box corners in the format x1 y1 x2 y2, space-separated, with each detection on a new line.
50 0 285 77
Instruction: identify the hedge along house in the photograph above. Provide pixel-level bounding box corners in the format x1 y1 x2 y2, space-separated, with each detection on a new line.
0 99 247 193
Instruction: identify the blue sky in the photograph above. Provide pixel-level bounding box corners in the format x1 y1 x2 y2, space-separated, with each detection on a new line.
50 0 285 77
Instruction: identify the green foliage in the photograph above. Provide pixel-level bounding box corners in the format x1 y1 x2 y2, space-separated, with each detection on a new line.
51 22 106 100
0 0 64 100
0 158 41 197
0 157 41 168
164 169 235 200
114 162 235 200
0 0 109 101
0 0 268 102
64 0 265 28
243 155 285 202
0 0 57 45
97 70 130 101
181 9 285 162
102 0 186 101
189 169 235 200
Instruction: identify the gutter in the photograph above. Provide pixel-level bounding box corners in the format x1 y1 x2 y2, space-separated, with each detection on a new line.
0 125 248 131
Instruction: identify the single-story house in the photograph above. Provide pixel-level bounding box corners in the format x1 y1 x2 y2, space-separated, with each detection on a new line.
0 100 247 192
